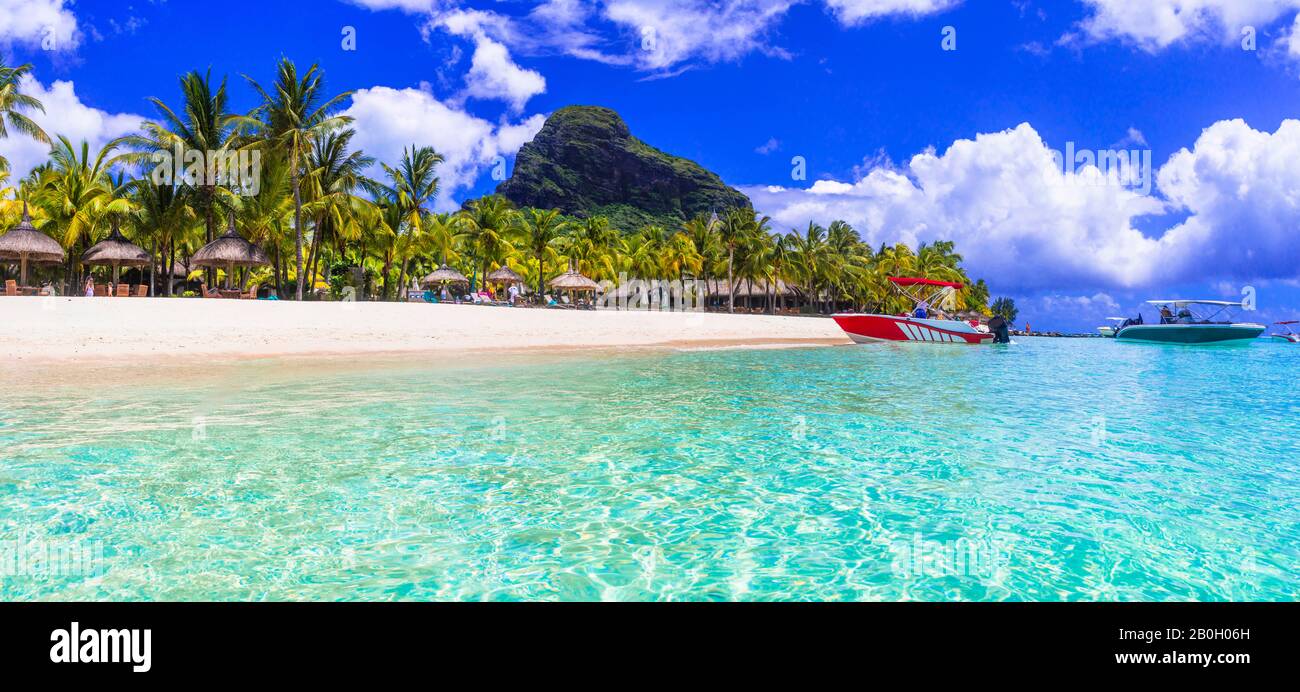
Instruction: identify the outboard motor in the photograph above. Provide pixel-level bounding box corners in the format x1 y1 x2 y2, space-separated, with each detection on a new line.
988 315 1011 343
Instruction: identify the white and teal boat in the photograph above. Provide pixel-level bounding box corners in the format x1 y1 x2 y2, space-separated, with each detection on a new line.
1115 300 1265 344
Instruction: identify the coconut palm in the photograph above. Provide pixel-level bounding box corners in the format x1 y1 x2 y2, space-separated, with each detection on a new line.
517 208 567 301
457 195 518 290
362 144 441 300
32 137 132 288
0 60 50 174
241 59 354 299
301 129 375 294
118 70 240 287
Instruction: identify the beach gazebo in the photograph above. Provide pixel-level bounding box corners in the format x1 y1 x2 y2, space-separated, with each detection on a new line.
0 201 65 287
422 264 469 287
83 220 150 288
192 213 270 289
549 265 601 307
487 264 524 286
422 264 469 300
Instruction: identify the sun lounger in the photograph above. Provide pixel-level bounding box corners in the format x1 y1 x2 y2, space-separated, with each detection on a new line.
4 280 17 297
241 283 259 300
95 283 110 297
134 285 148 297
199 283 220 299
115 284 130 298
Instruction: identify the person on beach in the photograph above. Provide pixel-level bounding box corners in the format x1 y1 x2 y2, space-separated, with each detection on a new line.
83 277 94 297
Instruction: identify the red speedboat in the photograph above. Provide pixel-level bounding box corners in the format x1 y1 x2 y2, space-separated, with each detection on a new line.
832 277 996 345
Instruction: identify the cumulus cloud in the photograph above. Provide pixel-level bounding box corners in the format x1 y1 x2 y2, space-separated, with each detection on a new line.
1070 0 1300 49
824 0 962 26
431 10 548 110
341 0 438 12
383 0 960 73
744 118 1300 293
341 85 545 211
743 123 1166 292
0 76 143 179
1155 118 1300 282
0 0 79 49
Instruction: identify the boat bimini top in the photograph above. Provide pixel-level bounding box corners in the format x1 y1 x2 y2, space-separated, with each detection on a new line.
1145 300 1251 324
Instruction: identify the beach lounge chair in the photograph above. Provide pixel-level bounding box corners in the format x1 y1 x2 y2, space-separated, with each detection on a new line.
95 283 110 297
241 283 259 300
199 283 220 299
134 285 148 297
116 284 130 298
4 280 17 297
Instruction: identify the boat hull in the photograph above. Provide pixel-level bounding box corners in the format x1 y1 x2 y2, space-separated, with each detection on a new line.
1115 323 1264 344
832 314 994 344
1272 333 1300 343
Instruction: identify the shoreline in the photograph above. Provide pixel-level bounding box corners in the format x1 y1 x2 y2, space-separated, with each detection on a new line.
2 296 850 365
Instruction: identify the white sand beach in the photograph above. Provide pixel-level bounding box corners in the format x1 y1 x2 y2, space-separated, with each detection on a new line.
1 297 850 363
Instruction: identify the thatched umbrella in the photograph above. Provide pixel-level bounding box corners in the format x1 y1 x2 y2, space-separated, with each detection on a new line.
191 212 270 289
83 220 150 286
422 264 469 287
0 201 64 286
487 264 524 285
549 265 600 307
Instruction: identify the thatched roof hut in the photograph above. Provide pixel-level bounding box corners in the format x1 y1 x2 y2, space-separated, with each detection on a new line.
192 213 270 288
0 201 65 285
699 278 798 298
549 269 600 292
486 265 524 284
422 265 470 286
83 221 150 283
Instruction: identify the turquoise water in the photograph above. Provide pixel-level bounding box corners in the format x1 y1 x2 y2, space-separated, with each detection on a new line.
1 338 1296 601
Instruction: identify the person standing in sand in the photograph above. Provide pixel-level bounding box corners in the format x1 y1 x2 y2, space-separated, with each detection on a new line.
84 277 94 297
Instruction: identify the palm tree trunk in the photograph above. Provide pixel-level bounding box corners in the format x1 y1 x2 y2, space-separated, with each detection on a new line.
292 169 304 301
205 186 215 288
304 217 322 299
727 246 735 314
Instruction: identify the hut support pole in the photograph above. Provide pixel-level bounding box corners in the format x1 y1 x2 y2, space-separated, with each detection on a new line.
19 254 28 287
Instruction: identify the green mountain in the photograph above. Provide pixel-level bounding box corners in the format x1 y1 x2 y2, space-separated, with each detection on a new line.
496 106 751 232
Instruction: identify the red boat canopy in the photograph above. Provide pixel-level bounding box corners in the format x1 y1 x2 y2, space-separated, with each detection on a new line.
888 276 964 289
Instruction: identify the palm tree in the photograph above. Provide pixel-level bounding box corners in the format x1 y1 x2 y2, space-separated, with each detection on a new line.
717 208 753 313
128 177 196 295
33 136 131 290
301 129 375 294
518 208 567 301
457 195 518 290
119 70 239 287
0 60 50 174
991 297 1017 324
241 59 354 299
363 144 442 300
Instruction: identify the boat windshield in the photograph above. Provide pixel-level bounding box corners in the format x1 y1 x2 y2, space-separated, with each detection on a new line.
1146 301 1246 325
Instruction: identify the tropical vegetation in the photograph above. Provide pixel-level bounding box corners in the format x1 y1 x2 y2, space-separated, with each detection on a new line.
0 58 990 315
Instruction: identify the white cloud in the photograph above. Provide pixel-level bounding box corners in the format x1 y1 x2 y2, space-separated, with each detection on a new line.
743 123 1167 292
405 0 960 74
341 0 437 12
0 0 78 49
341 85 545 211
433 11 548 110
1155 118 1300 282
0 75 142 179
1071 0 1300 49
602 0 795 70
463 34 547 111
745 118 1300 293
824 0 962 26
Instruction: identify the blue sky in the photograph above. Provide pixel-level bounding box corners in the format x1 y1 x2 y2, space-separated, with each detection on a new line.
3 0 1300 332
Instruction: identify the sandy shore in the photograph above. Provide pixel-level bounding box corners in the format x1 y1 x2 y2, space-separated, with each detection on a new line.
1 296 849 363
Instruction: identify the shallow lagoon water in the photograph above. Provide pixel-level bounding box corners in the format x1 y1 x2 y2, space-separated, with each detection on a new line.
1 338 1296 601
